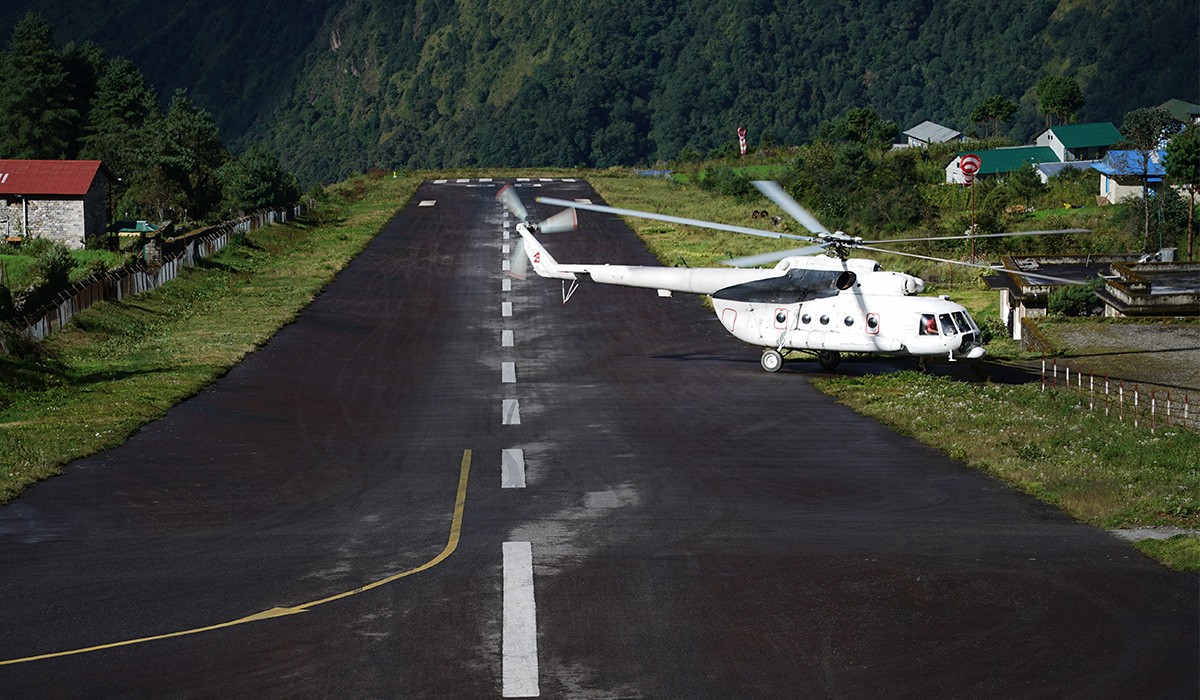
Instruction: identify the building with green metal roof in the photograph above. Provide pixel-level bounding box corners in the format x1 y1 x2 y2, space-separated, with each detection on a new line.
1035 122 1123 161
945 146 1057 184
1159 99 1200 126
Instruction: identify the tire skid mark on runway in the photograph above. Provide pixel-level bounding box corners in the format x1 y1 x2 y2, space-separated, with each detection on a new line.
0 451 474 667
502 449 527 489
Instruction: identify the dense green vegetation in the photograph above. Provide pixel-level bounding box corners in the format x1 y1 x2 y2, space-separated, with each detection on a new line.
1 0 1195 185
0 12 301 223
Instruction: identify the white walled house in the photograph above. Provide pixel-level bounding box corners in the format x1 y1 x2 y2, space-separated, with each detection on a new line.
1034 122 1122 162
0 160 111 249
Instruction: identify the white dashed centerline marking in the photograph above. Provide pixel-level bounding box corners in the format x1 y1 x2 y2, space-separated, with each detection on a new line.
501 449 526 489
502 278 512 292
502 259 511 272
502 330 514 347
502 302 513 317
502 362 516 384
502 399 521 425
503 542 539 697
502 243 510 255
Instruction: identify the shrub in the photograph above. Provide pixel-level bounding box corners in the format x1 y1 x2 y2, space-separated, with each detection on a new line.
1048 277 1104 316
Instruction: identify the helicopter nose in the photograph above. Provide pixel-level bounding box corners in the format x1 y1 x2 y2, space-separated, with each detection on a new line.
964 345 985 359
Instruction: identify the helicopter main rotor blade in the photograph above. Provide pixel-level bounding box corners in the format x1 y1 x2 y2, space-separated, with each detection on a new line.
496 183 530 223
861 228 1091 246
751 181 829 235
536 197 818 243
723 244 828 267
856 244 1085 285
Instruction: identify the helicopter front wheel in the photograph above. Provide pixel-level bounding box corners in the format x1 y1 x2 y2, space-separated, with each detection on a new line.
760 349 784 372
817 350 841 371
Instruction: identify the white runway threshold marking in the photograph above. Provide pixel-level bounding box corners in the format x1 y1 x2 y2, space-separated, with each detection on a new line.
502 399 521 425
503 542 539 697
501 448 526 488
502 362 516 384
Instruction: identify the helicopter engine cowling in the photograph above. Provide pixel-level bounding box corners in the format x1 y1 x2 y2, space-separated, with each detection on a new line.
856 270 925 296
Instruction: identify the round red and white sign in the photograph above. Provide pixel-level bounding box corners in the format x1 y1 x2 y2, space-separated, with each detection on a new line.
960 153 981 175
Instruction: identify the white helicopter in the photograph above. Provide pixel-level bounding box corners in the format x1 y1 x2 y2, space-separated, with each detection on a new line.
497 181 1082 372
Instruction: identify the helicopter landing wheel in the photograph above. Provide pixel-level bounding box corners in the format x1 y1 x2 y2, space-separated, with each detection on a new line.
816 350 841 371
761 349 784 372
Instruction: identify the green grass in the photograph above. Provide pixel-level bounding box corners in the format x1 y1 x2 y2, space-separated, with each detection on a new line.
813 372 1200 569
1 248 129 291
0 253 36 290
0 172 420 503
1133 536 1200 572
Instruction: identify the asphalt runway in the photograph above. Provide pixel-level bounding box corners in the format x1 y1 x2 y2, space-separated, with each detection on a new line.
0 178 1195 698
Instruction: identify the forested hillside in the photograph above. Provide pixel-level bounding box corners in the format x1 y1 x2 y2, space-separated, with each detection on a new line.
2 0 1196 185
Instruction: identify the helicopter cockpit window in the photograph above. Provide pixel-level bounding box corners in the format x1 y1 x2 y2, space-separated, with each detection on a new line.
951 311 972 333
919 314 938 335
939 313 956 335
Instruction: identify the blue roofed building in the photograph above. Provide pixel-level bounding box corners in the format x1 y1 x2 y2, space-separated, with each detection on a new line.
1092 150 1166 204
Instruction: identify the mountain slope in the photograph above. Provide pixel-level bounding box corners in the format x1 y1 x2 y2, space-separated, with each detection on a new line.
3 0 1197 184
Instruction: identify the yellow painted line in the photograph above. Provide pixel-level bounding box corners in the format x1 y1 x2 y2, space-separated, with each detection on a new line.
0 449 473 666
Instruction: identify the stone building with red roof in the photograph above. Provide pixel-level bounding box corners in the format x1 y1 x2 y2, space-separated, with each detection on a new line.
0 160 111 249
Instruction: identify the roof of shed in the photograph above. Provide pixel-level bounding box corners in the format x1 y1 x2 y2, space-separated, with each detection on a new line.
1042 122 1122 149
904 120 962 143
0 160 106 197
958 146 1058 174
1092 150 1166 177
1160 98 1200 123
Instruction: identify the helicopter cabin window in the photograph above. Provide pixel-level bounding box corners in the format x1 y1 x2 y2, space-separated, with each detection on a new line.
866 313 880 334
819 315 830 325
919 314 938 335
775 309 788 327
939 313 957 335
801 313 812 324
843 316 854 327
951 311 972 333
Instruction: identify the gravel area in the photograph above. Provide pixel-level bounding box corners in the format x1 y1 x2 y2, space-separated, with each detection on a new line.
1035 320 1200 392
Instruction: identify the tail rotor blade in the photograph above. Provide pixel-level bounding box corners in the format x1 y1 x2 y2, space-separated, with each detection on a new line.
537 208 578 234
496 183 529 223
